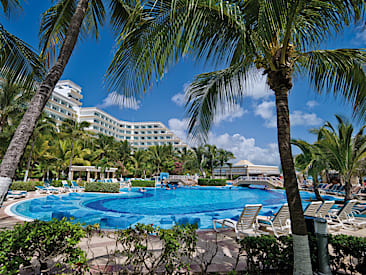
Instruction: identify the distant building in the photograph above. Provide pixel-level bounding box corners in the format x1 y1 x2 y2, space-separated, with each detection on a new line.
45 80 188 150
213 160 280 177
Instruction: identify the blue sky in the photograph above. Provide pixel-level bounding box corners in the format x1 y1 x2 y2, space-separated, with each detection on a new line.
4 2 366 165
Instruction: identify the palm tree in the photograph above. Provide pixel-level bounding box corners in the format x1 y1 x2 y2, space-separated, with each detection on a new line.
60 119 90 180
204 144 219 178
291 139 327 201
115 140 131 176
23 114 56 182
131 149 148 178
316 115 366 201
217 149 235 177
0 0 132 204
192 146 206 176
105 1 366 272
0 78 33 133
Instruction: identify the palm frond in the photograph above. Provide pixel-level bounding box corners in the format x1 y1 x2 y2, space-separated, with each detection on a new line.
298 49 366 121
0 25 45 86
0 0 22 17
185 63 256 142
82 0 106 40
39 0 77 66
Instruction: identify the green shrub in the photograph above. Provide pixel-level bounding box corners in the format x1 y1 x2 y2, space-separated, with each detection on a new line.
131 180 155 187
0 219 86 274
85 182 119 193
329 234 366 274
10 181 38 191
198 178 226 186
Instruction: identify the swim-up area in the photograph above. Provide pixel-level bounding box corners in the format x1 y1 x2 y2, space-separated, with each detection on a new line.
9 187 339 229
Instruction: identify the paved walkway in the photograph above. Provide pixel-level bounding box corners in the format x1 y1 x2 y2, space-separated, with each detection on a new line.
1 191 365 274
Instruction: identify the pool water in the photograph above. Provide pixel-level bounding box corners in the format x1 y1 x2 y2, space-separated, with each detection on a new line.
10 186 338 229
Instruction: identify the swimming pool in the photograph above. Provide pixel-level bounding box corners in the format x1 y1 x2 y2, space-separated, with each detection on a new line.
9 187 339 229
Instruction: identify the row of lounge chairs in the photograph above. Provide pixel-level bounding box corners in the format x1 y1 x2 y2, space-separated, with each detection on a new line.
35 181 84 194
213 200 366 239
308 183 366 199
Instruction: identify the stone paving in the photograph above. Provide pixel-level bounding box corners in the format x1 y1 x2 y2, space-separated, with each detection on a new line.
1 191 365 274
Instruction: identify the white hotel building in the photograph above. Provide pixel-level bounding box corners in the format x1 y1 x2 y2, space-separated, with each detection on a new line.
44 80 188 150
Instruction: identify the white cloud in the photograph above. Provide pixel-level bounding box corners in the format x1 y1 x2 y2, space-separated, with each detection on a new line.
98 92 141 110
254 100 323 128
254 101 277 127
171 93 185 106
213 103 247 124
290 111 323 126
355 28 366 44
243 72 272 99
306 100 318 109
209 133 280 165
168 118 280 165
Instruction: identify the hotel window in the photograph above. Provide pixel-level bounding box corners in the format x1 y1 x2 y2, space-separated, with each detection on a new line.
141 142 145 145
154 131 158 134
159 136 164 140
126 131 131 134
147 137 152 140
154 137 158 140
161 131 166 134
141 137 145 140
141 131 145 134
134 131 139 134
174 142 179 145
147 131 152 134
141 125 146 129
154 125 159 128
166 136 171 139
126 137 130 140
126 125 131 128
135 126 139 129
147 142 151 145
147 125 152 128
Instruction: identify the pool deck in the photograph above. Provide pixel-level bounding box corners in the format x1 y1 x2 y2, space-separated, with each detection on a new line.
1 191 366 274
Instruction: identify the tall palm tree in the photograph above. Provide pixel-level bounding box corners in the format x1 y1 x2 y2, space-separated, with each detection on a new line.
131 149 148 177
0 0 132 204
23 114 56 182
291 139 327 201
204 144 219 178
192 146 206 176
60 119 90 180
105 1 366 272
217 149 235 177
316 115 366 201
115 140 131 176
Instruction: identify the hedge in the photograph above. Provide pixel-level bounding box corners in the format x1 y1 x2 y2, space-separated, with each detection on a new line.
198 179 227 186
84 182 120 193
10 181 38 191
131 180 155 187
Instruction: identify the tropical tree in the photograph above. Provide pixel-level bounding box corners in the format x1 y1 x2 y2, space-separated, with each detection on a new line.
115 140 132 176
204 144 219 178
292 139 327 201
23 114 56 182
0 78 33 132
60 119 90 180
0 0 132 204
130 149 148 177
217 148 235 177
316 115 366 201
192 146 206 176
105 1 366 272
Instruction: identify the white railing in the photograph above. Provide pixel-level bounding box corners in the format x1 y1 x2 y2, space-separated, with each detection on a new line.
233 176 283 187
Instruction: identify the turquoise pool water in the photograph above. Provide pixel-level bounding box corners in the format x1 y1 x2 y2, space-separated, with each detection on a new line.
10 186 338 229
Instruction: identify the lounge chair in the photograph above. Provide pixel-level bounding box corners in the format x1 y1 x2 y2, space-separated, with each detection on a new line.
257 203 290 237
213 204 262 239
316 200 335 219
71 181 84 192
36 185 50 194
62 180 74 192
7 190 27 199
303 201 322 217
44 183 61 194
326 200 366 230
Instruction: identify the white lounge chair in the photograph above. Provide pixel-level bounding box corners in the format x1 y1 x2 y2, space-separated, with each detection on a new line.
213 204 262 239
316 200 335 219
304 201 322 217
326 200 366 230
257 203 291 237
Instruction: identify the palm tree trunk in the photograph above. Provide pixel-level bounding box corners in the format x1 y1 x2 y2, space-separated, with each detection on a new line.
274 91 312 274
344 177 352 201
0 0 89 206
68 137 76 180
313 174 324 202
23 136 36 182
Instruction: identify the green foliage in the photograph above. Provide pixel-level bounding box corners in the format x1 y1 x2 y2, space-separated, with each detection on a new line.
0 219 86 274
239 235 293 273
329 234 366 274
114 223 197 273
198 178 226 186
84 181 119 193
10 181 38 191
131 180 155 187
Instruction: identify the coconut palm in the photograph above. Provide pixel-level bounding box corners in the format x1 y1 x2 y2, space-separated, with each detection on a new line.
192 146 206 176
0 0 133 205
291 139 327 201
316 115 366 201
59 119 90 180
204 144 219 178
0 78 34 133
105 1 366 271
23 114 56 182
217 149 235 177
130 149 148 177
